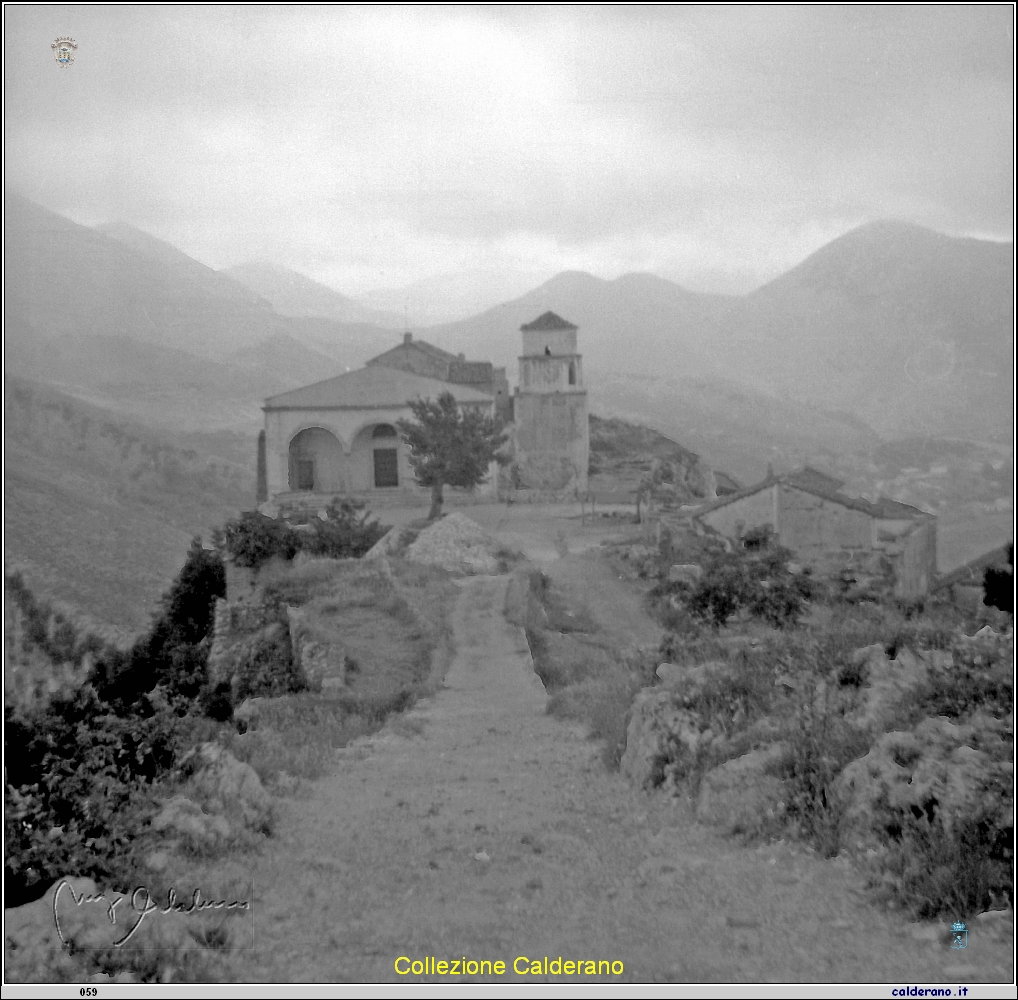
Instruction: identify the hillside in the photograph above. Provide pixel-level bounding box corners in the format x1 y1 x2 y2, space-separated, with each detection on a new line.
588 414 720 501
414 225 1013 442
3 377 253 637
717 221 1015 439
223 261 403 328
4 194 395 391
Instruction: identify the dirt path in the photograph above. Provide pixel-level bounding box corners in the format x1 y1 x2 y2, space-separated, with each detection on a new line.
204 569 1012 984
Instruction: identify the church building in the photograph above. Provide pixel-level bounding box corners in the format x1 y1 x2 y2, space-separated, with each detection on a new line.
259 312 589 505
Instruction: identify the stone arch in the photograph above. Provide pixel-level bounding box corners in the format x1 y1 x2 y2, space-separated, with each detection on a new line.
287 426 346 492
350 420 408 490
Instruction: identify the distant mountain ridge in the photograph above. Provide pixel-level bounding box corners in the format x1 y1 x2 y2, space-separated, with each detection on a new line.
5 192 1012 459
3 193 397 365
223 260 404 329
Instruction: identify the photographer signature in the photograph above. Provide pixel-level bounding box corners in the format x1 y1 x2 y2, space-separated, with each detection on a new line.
52 879 250 947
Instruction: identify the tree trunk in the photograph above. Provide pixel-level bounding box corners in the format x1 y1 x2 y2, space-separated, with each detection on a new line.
428 480 444 521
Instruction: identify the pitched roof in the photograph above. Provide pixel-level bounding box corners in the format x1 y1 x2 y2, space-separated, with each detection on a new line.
934 543 1013 591
693 467 930 522
520 311 577 332
784 466 845 493
365 338 460 366
263 366 493 410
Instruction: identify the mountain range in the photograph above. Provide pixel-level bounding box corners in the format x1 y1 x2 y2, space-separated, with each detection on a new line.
222 260 405 329
4 192 1013 630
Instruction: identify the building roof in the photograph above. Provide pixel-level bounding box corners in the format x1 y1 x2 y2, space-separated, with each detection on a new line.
693 467 931 522
784 466 845 493
365 337 460 367
263 366 493 410
520 311 577 332
934 543 1013 591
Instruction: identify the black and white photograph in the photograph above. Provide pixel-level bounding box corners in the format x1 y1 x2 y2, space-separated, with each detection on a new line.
3 4 1014 991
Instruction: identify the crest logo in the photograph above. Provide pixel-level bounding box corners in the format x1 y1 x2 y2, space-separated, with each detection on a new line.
950 920 968 950
51 38 77 67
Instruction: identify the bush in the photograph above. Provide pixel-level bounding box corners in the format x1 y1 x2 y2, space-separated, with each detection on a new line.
216 512 298 569
658 539 813 630
298 499 388 559
216 502 388 568
4 688 213 905
90 539 225 713
873 781 1013 919
779 695 871 857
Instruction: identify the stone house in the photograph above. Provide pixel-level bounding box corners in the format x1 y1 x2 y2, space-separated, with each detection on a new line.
693 467 937 599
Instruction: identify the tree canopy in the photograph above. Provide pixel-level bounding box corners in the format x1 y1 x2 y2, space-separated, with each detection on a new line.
396 392 509 519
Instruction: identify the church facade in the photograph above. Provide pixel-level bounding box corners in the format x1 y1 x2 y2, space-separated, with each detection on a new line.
259 312 589 505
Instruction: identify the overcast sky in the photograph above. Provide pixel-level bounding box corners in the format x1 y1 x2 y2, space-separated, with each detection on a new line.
5 5 1014 298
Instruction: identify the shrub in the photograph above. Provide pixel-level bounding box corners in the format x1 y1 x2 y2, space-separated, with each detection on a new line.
780 701 870 857
671 540 813 630
90 539 225 713
4 689 213 905
216 512 298 569
873 780 1014 919
298 499 388 559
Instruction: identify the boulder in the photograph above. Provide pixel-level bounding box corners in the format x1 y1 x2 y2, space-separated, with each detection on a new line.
404 513 501 574
654 659 733 703
152 795 232 848
695 744 790 835
620 688 714 790
286 606 332 691
187 742 273 836
233 697 263 729
667 564 703 586
362 526 406 561
847 645 928 734
832 718 1011 853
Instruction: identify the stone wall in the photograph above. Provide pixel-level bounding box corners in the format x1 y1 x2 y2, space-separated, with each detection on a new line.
778 485 874 573
512 391 589 492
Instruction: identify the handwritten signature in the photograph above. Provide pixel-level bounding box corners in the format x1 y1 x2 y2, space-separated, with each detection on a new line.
52 879 250 948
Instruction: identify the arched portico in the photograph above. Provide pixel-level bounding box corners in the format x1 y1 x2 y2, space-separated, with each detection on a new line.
287 426 346 492
349 421 408 490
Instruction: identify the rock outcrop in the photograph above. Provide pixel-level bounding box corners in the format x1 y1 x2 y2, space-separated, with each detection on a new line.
404 513 502 574
833 717 1012 853
695 743 790 835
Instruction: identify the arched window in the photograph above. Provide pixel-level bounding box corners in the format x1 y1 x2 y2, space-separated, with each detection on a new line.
568 362 576 385
372 424 397 438
544 346 551 356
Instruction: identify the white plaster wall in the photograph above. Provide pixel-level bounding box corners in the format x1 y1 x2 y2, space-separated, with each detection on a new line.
264 400 496 497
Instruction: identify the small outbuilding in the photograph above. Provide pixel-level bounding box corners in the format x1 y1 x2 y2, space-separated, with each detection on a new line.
693 466 937 599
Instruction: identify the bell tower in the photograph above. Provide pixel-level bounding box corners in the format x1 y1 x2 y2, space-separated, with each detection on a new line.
513 311 589 492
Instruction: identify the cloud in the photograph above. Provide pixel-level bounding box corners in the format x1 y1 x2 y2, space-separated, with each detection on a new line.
4 5 1013 294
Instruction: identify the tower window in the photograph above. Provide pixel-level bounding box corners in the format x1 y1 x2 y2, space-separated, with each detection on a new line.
568 362 576 385
544 346 551 356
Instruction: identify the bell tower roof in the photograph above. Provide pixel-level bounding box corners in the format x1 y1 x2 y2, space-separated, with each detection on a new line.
520 311 577 332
